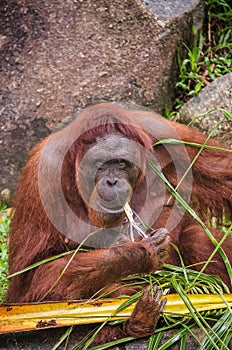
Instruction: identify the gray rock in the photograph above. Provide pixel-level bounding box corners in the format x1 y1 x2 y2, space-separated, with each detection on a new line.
0 0 204 196
179 73 232 145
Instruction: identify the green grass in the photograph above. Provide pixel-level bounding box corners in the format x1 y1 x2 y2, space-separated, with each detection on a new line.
0 208 11 302
173 0 232 110
55 264 231 350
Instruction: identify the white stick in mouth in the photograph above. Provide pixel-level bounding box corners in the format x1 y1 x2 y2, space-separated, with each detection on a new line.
123 202 149 241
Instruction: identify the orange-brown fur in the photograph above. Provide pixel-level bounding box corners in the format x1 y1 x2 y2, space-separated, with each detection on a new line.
7 103 232 342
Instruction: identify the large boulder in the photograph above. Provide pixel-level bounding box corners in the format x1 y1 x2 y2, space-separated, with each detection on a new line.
179 73 232 145
0 0 204 199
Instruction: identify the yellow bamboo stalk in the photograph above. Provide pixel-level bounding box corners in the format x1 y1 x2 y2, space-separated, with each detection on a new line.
0 293 231 334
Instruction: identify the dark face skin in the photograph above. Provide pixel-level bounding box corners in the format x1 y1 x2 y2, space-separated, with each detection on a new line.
76 134 145 227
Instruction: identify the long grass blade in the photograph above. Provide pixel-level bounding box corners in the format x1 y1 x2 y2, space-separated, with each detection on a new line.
154 139 231 152
198 310 232 350
148 161 232 285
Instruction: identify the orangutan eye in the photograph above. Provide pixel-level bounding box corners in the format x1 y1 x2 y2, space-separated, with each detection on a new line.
96 160 104 169
117 160 127 170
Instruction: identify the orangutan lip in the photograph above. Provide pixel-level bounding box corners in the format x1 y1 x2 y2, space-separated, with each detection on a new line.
98 203 124 214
